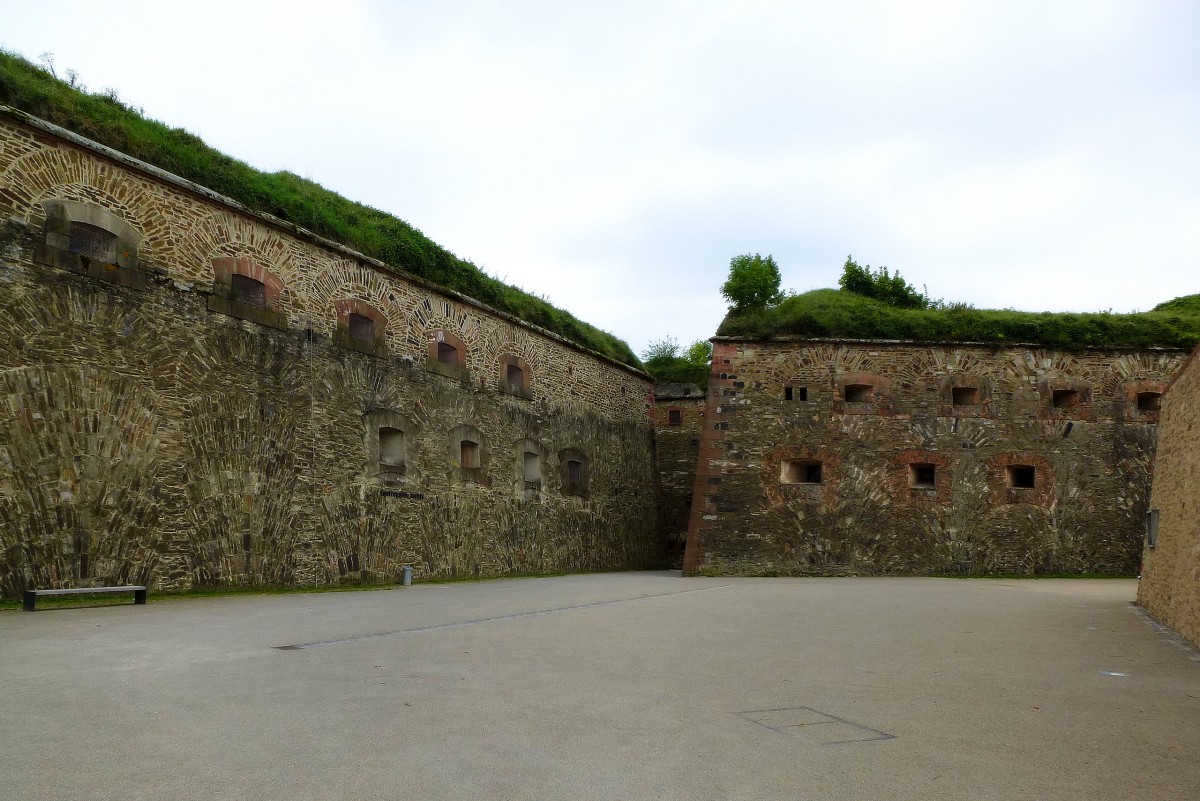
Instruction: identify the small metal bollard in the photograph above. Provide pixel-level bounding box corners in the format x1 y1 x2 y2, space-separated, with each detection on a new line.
402 565 413 586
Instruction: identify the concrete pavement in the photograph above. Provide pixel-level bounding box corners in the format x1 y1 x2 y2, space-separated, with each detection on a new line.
1 573 1197 800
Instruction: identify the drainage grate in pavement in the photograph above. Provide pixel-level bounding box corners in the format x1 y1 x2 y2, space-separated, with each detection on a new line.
736 706 895 745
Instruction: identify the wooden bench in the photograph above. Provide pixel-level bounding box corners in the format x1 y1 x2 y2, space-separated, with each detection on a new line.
23 585 147 612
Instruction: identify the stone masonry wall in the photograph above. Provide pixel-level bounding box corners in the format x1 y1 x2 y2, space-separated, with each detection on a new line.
0 112 661 594
684 338 1183 577
1137 346 1200 646
653 384 705 568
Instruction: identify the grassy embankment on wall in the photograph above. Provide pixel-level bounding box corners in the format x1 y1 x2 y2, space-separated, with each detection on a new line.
720 288 1200 351
0 50 640 368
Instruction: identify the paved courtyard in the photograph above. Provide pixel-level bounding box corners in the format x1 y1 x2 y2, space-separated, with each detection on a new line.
2 573 1198 800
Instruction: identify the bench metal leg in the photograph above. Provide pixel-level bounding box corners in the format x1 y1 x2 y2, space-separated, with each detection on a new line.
134 588 147 605
23 591 36 612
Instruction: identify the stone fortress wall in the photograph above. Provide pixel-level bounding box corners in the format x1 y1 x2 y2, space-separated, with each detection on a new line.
652 383 705 568
1137 345 1200 646
0 107 662 594
684 337 1184 577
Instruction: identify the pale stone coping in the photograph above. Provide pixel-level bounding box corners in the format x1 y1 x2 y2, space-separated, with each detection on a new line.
711 334 1191 354
0 104 650 381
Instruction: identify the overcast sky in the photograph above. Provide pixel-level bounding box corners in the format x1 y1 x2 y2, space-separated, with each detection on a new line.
4 1 1198 357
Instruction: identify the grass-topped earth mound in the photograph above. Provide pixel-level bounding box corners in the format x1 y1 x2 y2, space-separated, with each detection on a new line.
719 288 1200 351
0 50 640 368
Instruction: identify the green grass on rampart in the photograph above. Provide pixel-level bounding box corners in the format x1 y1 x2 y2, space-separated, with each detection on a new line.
0 50 640 367
718 288 1200 350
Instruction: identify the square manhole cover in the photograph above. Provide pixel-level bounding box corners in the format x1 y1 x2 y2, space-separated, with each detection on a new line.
736 706 895 745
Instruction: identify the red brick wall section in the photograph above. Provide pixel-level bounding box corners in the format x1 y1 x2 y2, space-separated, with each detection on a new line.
891 450 953 505
1122 379 1168 423
762 445 842 506
937 374 995 419
984 452 1054 508
835 370 894 416
1037 377 1097 422
682 343 736 575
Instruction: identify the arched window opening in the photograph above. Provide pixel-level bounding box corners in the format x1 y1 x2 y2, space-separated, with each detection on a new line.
559 449 590 498
37 199 144 289
231 273 266 308
523 452 541 483
1052 389 1079 409
498 354 532 398
507 364 525 390
952 387 979 406
379 427 405 469
68 222 117 263
844 384 874 403
460 439 481 469
349 313 374 341
365 411 415 482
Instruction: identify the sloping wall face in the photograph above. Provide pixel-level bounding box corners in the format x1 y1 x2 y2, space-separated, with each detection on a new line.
1138 348 1200 646
0 116 660 594
684 339 1183 577
653 386 705 568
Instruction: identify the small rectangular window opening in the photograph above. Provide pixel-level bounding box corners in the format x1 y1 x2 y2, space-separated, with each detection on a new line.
379 427 404 467
1146 508 1159 547
1137 392 1161 413
798 387 808 401
506 364 525 389
1007 465 1036 489
348 313 374 341
668 409 682 426
1052 389 1079 408
909 463 936 489
781 459 822 484
952 387 979 406
844 384 873 403
784 386 793 401
437 341 459 366
565 459 586 496
231 274 266 308
68 222 117 263
460 440 481 469
523 452 541 482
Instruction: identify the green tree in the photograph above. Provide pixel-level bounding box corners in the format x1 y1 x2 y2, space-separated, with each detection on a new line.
683 339 712 366
721 253 784 312
641 336 680 362
641 336 710 388
838 256 930 309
